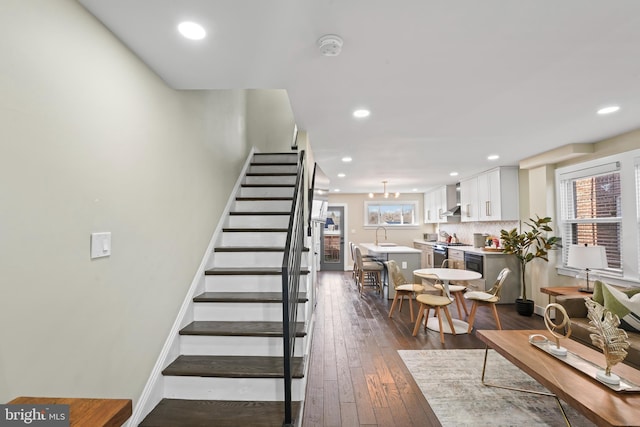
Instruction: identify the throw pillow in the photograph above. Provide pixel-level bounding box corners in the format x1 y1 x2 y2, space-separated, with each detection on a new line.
592 280 604 305
601 283 640 332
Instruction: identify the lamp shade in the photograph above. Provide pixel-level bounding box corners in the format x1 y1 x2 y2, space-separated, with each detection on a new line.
567 244 608 269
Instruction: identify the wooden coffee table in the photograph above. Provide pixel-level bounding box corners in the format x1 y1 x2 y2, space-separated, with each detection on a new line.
477 330 640 427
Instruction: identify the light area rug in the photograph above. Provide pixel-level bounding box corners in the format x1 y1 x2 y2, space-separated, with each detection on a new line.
399 349 595 427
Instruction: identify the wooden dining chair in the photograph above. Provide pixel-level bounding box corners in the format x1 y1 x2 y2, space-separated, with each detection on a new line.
464 267 511 333
386 260 427 322
412 273 456 343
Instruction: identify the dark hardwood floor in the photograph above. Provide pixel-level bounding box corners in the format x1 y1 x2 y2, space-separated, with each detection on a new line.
302 271 546 427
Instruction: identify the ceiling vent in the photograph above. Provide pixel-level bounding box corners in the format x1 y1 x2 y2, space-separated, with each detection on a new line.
317 34 343 56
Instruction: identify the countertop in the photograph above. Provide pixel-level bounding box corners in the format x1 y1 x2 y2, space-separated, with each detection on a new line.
412 239 510 256
360 243 422 254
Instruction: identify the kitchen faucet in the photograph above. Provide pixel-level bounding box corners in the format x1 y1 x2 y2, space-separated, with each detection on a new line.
375 226 387 246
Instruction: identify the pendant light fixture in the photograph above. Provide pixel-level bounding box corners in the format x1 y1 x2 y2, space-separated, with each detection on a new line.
369 180 400 198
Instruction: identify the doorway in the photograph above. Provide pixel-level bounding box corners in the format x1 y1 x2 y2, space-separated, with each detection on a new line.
320 206 344 271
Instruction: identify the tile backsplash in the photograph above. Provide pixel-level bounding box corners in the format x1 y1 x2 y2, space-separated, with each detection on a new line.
437 221 520 246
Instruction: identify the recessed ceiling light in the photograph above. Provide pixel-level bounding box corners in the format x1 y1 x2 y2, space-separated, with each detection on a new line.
178 21 206 40
412 188 418 192
334 189 341 192
450 172 459 177
341 156 352 162
597 105 620 115
353 109 370 118
337 173 346 178
487 154 500 160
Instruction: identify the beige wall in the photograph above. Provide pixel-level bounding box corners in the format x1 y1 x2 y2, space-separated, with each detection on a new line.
522 129 640 307
328 193 434 250
0 0 291 403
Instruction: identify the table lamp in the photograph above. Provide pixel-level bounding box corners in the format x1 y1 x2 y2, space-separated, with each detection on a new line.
567 244 608 293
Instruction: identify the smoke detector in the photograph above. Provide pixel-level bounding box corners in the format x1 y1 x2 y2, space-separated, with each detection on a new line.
317 34 343 56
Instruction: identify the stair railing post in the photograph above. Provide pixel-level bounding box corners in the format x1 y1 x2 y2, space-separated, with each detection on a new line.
282 150 305 427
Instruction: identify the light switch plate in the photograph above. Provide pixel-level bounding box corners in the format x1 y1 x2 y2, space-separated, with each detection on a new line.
402 261 407 269
91 232 111 259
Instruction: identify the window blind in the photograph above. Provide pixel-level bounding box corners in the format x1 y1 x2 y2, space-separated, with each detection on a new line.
558 163 622 274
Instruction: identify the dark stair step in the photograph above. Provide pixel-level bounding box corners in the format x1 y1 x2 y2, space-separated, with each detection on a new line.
222 227 288 232
139 398 301 427
162 355 304 378
240 183 295 188
246 172 296 177
194 292 308 303
214 246 309 252
254 152 298 156
229 211 290 215
235 196 293 201
179 321 306 337
250 161 297 166
204 267 309 275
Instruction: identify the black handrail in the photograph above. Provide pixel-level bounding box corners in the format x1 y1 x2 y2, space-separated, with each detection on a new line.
281 150 305 426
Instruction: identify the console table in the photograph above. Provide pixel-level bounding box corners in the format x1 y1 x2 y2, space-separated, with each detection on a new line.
477 329 640 427
540 286 592 303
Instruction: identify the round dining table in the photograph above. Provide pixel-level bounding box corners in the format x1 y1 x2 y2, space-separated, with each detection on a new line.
413 268 482 335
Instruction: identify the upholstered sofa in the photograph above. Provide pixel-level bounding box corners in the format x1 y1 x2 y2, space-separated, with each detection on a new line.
555 281 640 371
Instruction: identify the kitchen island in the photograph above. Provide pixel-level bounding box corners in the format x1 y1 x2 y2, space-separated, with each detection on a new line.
360 243 422 300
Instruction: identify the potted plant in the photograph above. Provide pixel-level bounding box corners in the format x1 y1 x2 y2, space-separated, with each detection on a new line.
500 216 559 316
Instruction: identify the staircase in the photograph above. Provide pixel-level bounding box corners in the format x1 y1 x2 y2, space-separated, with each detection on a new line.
139 152 311 427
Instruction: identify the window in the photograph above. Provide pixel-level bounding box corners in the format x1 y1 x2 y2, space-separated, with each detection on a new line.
364 201 419 227
556 149 640 285
558 162 622 273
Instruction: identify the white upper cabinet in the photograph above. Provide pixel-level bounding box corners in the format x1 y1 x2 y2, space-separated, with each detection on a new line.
460 167 519 222
460 177 478 222
424 187 443 223
424 185 456 223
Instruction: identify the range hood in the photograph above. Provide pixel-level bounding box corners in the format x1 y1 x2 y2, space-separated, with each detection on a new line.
443 205 461 216
442 183 461 217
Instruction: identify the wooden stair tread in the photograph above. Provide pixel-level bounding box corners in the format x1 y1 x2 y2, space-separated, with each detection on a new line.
253 152 298 156
214 246 309 252
229 211 290 215
194 292 308 303
162 355 305 378
139 398 301 427
205 267 309 275
240 183 295 188
139 399 298 427
222 228 288 232
180 321 306 337
235 197 293 201
246 172 296 176
250 162 297 166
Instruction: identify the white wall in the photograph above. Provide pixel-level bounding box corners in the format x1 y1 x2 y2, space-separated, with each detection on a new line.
0 0 291 404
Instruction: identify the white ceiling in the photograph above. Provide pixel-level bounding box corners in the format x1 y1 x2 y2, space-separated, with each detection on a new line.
79 0 640 194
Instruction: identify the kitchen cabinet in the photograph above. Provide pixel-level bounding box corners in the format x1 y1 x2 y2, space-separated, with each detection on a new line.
447 248 465 269
362 244 422 300
414 241 435 268
460 167 519 222
424 185 458 224
460 177 478 222
482 251 521 303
